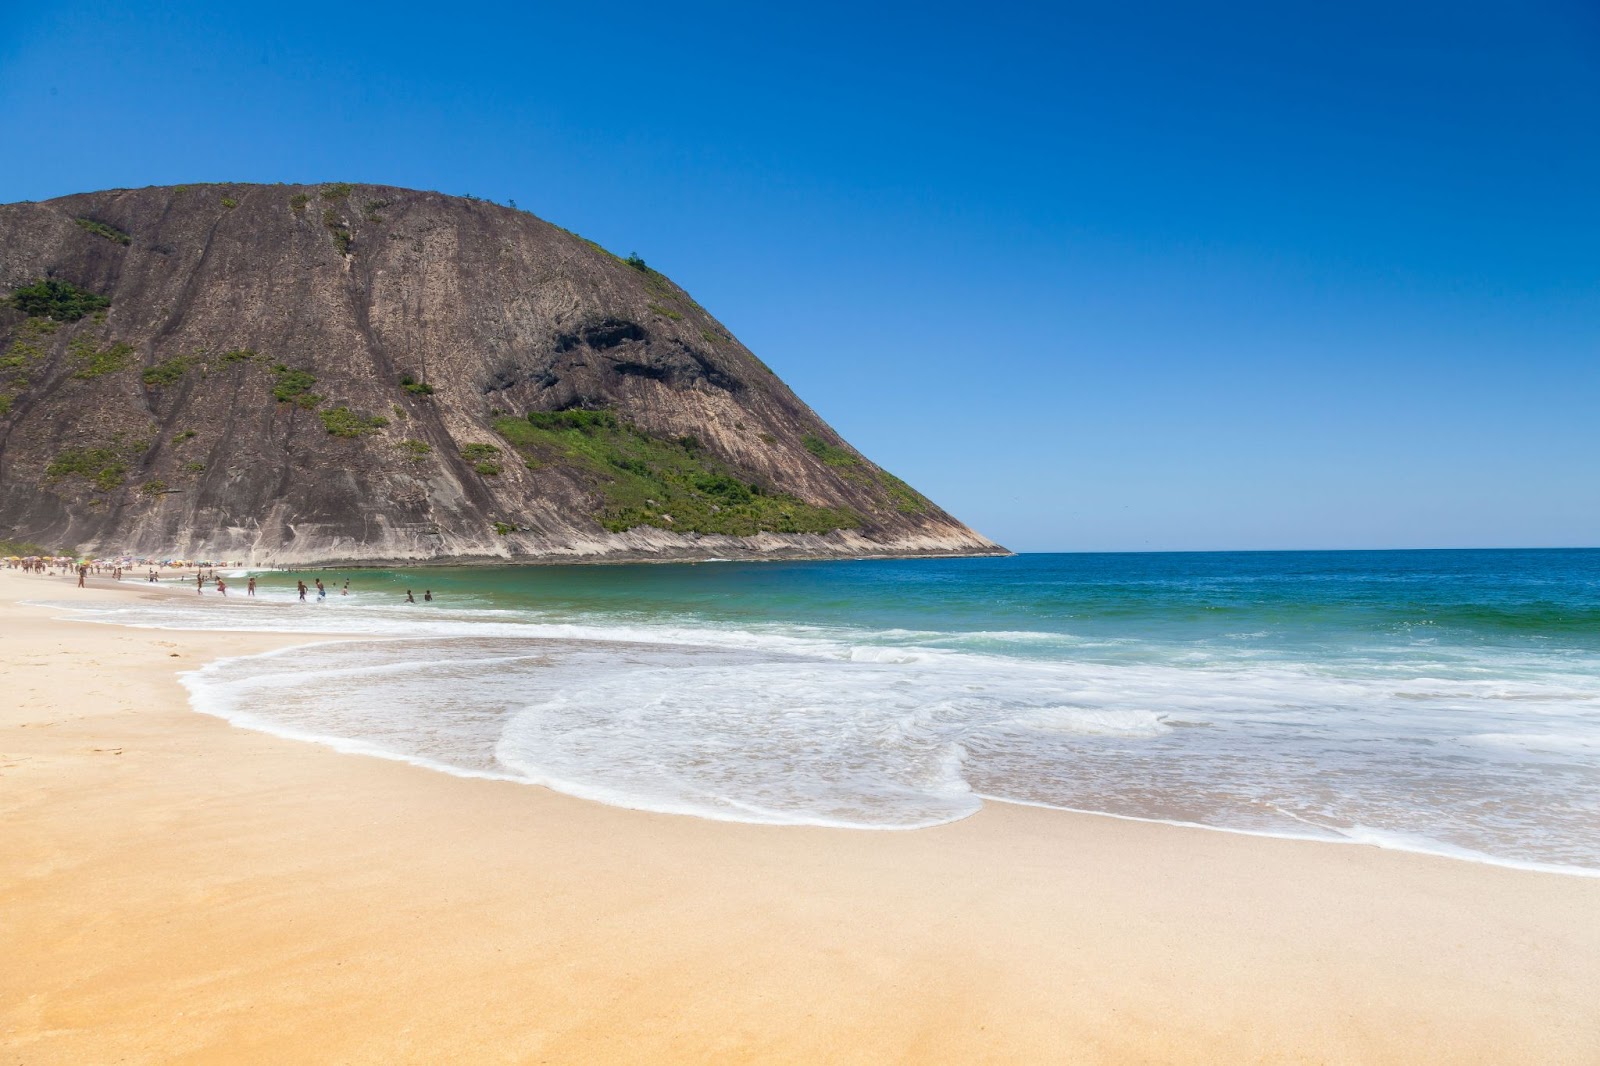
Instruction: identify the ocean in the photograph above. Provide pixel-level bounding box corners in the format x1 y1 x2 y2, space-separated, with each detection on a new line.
44 549 1600 875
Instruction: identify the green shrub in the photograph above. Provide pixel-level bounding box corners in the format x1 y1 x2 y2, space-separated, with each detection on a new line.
320 406 389 438
399 374 434 396
140 478 168 496
493 411 858 536
289 193 309 211
70 338 136 379
74 218 131 245
322 208 352 254
7 278 111 322
184 461 206 473
141 354 193 387
625 253 648 271
527 409 618 433
647 302 684 322
220 347 257 363
474 460 502 475
320 183 353 201
47 446 133 491
271 367 318 405
802 434 859 467
173 430 198 444
220 197 238 209
492 521 517 535
397 438 431 461
0 392 13 416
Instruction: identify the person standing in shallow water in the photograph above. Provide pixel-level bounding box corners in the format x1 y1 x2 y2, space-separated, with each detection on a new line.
342 579 349 596
196 572 204 595
316 579 326 602
246 576 256 597
424 590 433 602
405 590 415 603
297 581 308 602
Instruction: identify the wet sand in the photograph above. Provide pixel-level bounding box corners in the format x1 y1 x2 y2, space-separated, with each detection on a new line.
2 569 1597 1064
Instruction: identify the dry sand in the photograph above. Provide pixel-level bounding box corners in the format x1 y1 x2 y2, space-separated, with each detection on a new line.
1 569 1597 1064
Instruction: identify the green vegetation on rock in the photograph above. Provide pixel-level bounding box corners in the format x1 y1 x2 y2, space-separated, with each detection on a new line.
647 302 684 322
397 438 431 461
320 406 389 438
494 410 859 536
802 434 858 467
47 437 147 492
322 208 352 255
2 319 59 390
320 183 353 201
399 373 434 396
289 193 309 211
270 365 320 407
7 279 110 322
70 337 136 379
141 354 194 388
74 217 131 245
173 429 198 444
140 478 168 496
462 442 502 474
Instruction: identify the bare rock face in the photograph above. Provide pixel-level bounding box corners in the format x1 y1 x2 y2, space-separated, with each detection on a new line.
0 183 1005 564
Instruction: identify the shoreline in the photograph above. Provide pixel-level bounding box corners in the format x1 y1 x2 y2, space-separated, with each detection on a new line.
4 569 1599 1062
24 569 1600 880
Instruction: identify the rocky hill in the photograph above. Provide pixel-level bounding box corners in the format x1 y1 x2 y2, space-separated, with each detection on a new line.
0 183 1004 564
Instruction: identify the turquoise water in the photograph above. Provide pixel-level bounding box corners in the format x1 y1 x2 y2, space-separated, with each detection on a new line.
56 549 1600 873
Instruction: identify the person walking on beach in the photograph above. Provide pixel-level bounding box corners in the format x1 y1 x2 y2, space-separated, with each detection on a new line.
247 576 256 597
197 572 205 595
405 589 415 603
77 565 85 588
216 578 227 596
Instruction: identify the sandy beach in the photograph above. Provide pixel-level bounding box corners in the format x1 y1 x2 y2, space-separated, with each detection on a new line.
2 568 1597 1064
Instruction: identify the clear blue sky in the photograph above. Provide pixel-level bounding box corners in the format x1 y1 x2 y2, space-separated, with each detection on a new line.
2 2 1595 551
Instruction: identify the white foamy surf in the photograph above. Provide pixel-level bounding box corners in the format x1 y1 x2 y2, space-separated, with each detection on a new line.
35 578 1600 877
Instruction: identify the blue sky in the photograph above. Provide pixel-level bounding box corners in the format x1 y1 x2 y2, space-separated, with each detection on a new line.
2 1 1595 551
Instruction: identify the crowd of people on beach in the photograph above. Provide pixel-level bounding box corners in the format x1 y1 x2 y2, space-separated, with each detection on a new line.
4 555 436 605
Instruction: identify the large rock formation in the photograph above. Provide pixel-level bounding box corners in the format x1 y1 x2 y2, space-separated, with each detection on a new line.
0 183 1004 564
